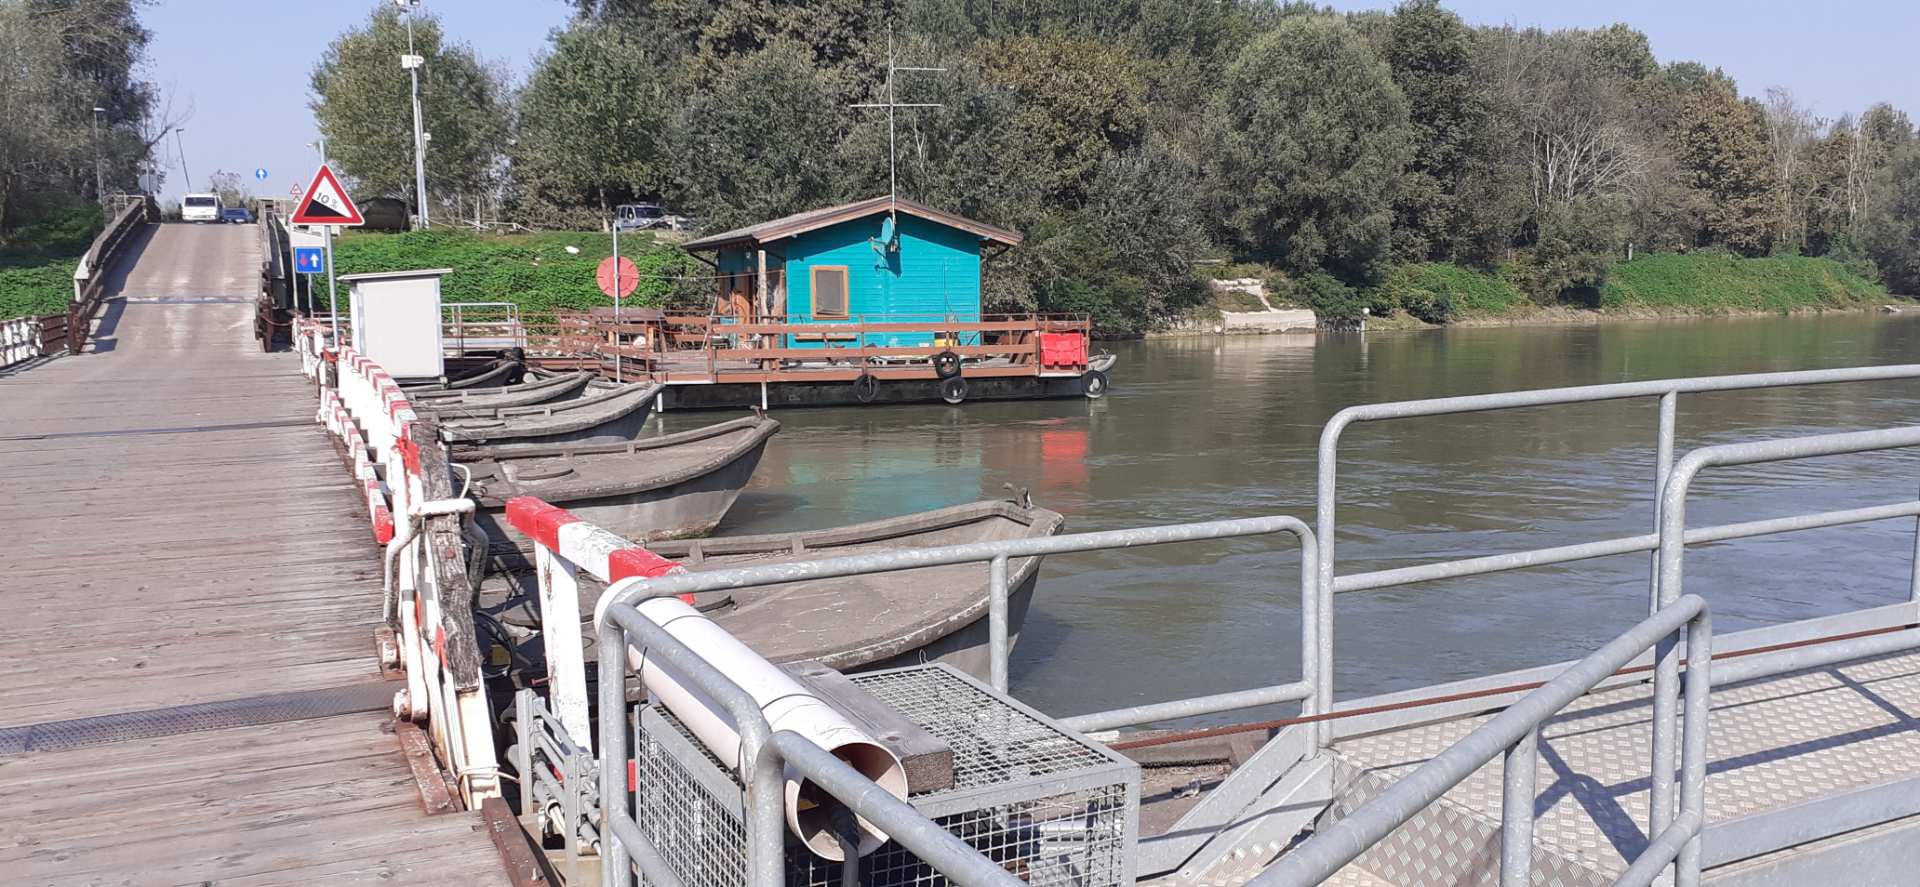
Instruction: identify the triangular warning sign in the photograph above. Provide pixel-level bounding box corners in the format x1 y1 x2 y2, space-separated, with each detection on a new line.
290 164 365 227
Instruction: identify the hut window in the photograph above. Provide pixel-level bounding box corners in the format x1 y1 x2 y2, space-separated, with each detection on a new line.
811 265 849 318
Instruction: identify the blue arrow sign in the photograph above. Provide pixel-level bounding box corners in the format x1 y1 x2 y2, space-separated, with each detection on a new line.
254 168 269 180
294 247 325 274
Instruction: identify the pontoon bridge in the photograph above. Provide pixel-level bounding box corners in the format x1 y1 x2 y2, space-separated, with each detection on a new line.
7 209 1920 885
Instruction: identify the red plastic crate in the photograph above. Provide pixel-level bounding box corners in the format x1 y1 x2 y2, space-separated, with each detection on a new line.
1039 332 1087 367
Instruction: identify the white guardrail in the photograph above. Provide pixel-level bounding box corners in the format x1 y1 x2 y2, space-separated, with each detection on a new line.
296 318 502 806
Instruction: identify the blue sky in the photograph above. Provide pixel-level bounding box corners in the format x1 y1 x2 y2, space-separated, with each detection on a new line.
143 0 1917 205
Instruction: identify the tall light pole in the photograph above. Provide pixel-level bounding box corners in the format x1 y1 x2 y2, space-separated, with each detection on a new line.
173 127 191 191
91 106 107 207
396 0 430 229
306 138 327 165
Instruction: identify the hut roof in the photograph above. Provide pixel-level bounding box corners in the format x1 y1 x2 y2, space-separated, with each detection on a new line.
681 195 1022 252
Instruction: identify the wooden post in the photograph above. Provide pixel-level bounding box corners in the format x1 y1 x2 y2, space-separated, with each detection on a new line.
756 249 768 319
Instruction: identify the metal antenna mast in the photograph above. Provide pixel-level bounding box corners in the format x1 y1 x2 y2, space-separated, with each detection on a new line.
850 32 943 218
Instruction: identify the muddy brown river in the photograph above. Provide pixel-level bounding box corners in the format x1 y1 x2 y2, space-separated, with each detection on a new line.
653 312 1920 724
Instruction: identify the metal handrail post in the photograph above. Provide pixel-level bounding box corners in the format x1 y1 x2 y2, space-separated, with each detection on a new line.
1499 726 1539 887
988 555 1009 693
1649 390 1677 615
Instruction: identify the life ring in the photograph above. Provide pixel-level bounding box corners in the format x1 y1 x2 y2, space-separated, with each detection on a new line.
939 376 968 404
1081 369 1109 399
852 372 880 404
933 350 962 379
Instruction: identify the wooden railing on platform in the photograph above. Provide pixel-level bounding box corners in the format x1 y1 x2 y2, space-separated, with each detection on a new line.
66 193 157 355
463 309 1093 385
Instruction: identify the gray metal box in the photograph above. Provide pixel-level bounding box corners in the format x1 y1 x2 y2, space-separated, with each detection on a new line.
634 663 1140 887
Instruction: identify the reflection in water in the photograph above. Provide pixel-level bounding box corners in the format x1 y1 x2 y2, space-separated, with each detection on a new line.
678 313 1920 723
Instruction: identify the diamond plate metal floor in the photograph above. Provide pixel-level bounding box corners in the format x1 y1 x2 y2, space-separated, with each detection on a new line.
1316 648 1920 885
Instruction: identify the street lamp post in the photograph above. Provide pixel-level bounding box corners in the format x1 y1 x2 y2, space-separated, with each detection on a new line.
397 0 430 229
173 127 191 192
91 106 106 206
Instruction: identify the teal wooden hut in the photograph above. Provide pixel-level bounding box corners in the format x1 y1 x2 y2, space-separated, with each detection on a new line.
680 195 1023 348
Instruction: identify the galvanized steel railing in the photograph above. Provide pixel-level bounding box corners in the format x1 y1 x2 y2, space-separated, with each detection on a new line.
593 515 1318 886
1257 594 1714 887
582 365 1920 886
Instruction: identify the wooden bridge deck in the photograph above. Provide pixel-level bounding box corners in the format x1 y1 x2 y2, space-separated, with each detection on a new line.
0 224 510 886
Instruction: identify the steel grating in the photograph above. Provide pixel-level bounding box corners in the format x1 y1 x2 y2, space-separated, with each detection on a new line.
0 680 402 753
1323 648 1920 881
633 663 1139 887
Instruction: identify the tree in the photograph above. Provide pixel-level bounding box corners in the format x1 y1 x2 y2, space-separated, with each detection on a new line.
1208 15 1412 282
1862 142 1920 294
668 40 842 231
1383 0 1484 262
0 0 167 237
206 169 250 208
511 22 672 226
1674 73 1776 255
976 34 1149 208
1761 87 1823 253
311 6 508 215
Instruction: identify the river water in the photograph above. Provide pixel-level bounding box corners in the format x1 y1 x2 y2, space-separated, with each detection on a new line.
663 313 1920 724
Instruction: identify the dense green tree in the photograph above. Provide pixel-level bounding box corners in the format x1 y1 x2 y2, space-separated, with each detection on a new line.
0 0 163 236
976 34 1149 208
310 6 508 212
510 22 671 226
1208 15 1412 282
1674 74 1776 255
1862 143 1920 294
1383 0 1483 262
668 41 842 231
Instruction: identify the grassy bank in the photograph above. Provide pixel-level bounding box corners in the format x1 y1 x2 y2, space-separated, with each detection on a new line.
0 255 81 320
1596 254 1886 312
1362 254 1889 327
332 230 704 312
0 204 104 320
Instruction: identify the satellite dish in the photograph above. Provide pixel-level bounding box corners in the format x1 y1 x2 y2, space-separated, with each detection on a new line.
870 215 900 259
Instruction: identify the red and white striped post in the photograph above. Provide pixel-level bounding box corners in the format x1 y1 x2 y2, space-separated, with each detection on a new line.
506 496 689 748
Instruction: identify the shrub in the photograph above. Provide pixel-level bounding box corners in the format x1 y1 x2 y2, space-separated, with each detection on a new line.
1303 272 1367 325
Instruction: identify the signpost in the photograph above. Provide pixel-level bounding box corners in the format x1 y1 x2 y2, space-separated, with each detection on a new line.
597 253 639 383
290 165 365 342
254 168 268 181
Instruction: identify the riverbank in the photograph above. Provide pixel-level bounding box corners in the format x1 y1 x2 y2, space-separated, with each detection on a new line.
1164 252 1901 336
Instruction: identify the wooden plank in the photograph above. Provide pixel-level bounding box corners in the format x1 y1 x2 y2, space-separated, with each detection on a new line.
480 796 555 886
397 720 458 815
784 660 954 794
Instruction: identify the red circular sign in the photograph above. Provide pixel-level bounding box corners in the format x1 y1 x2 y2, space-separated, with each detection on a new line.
596 256 640 299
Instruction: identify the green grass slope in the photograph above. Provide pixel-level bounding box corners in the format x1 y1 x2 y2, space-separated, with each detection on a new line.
1599 253 1887 312
332 230 704 312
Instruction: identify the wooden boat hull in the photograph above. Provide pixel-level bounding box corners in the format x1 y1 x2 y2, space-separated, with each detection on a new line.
442 381 664 456
410 372 592 411
468 416 779 548
480 501 1065 682
400 360 520 391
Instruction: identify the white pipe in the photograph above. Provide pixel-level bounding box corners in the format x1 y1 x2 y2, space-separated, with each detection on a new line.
630 597 907 859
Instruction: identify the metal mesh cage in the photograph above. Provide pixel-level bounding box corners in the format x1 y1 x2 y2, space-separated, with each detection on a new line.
632 663 1140 887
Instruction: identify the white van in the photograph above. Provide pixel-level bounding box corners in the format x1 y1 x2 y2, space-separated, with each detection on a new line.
182 193 221 223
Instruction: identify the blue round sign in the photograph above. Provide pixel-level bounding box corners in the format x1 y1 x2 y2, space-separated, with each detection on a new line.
254 168 268 180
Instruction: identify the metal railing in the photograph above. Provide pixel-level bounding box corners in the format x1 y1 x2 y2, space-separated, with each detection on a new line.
586 513 1317 886
443 301 524 355
1257 595 1713 887
506 364 1920 887
1318 364 1920 611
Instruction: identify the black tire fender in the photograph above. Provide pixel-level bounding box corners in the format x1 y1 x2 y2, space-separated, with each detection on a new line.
1081 369 1109 399
939 375 968 404
852 372 880 404
933 350 962 379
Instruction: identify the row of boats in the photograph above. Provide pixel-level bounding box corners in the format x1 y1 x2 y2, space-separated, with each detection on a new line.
401 361 1066 680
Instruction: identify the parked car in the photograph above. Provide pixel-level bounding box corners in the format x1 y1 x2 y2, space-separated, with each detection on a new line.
614 202 691 232
222 207 255 224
